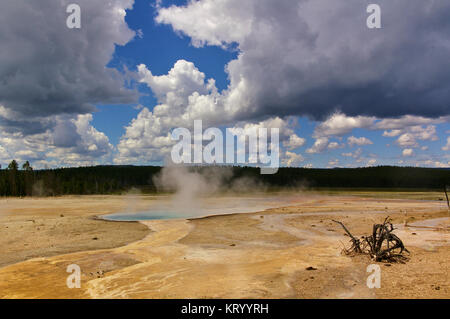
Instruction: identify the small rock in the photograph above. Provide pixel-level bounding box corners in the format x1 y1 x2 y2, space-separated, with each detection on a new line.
306 266 317 271
411 232 417 235
60 214 64 217
92 237 98 240
435 286 440 290
230 243 236 247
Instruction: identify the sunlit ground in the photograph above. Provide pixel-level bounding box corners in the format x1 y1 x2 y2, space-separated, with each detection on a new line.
0 191 448 298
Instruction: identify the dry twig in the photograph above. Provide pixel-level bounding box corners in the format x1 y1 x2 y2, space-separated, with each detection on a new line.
333 217 410 263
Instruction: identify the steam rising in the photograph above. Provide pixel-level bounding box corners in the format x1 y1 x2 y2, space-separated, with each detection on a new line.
153 165 266 214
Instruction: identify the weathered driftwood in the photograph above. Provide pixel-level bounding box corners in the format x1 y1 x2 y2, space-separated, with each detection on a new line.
333 217 410 263
332 219 362 254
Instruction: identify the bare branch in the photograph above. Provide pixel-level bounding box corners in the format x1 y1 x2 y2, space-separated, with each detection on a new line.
333 217 409 263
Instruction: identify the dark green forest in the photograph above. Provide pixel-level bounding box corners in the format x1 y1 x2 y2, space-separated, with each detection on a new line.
0 160 449 196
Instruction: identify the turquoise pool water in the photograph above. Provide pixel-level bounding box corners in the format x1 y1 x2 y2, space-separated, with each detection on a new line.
103 211 185 221
101 194 302 221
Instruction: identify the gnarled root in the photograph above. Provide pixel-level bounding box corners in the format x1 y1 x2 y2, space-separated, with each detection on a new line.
333 217 410 263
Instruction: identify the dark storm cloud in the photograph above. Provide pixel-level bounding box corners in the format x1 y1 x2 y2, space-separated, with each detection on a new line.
0 115 56 136
158 0 450 120
0 0 138 134
52 119 81 148
247 0 450 120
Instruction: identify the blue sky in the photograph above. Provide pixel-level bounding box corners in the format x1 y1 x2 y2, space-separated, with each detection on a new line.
0 0 449 169
91 0 448 168
93 0 238 145
92 0 449 167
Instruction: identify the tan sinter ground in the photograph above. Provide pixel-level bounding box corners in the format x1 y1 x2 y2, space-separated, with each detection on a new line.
0 193 448 298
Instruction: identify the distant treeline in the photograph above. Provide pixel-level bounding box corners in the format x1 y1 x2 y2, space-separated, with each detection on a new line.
0 163 449 196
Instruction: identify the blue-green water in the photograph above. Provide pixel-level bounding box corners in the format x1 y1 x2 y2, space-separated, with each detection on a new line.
103 211 186 221
101 194 299 221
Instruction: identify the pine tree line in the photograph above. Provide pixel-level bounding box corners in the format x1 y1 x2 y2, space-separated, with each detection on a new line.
0 161 448 197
